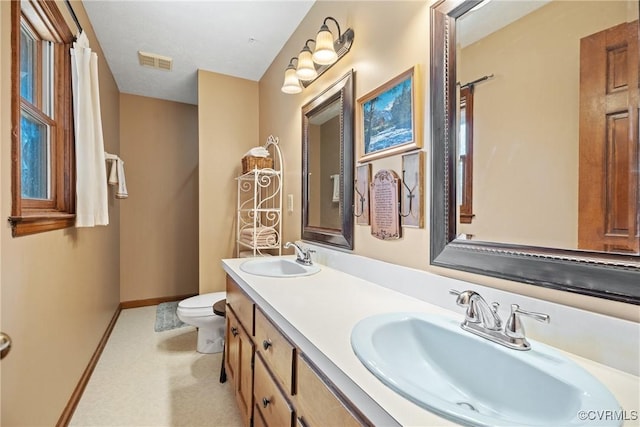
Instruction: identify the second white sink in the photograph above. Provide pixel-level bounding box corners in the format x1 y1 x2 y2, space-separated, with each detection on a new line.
240 257 320 278
351 312 622 426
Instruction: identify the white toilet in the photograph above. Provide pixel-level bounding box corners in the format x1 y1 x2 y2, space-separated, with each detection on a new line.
176 291 226 354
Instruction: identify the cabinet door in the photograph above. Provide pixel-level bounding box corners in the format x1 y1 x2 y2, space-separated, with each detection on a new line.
295 353 364 427
225 312 239 383
226 308 255 427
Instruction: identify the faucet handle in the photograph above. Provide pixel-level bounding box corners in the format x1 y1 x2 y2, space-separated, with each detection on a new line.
505 304 550 339
303 249 315 261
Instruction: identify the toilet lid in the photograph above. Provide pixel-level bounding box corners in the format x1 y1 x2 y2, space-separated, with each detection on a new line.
178 292 225 309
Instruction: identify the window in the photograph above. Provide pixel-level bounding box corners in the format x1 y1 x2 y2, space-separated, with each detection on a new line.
10 0 75 237
458 86 474 224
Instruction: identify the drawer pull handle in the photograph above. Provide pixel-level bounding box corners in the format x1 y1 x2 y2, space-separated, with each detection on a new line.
262 397 271 408
231 327 238 337
262 339 272 350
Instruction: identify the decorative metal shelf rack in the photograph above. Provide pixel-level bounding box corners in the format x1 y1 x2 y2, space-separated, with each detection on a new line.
236 136 283 257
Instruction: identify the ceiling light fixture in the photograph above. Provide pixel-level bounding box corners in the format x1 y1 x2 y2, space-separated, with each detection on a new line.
312 17 342 65
281 58 302 94
296 39 318 81
281 17 354 94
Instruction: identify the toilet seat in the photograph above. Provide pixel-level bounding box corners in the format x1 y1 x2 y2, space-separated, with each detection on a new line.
177 292 225 318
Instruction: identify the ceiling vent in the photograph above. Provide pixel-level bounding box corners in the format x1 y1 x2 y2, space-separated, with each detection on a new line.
138 51 173 71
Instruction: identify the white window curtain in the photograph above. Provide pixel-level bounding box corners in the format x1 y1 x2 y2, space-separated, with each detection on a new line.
71 31 108 227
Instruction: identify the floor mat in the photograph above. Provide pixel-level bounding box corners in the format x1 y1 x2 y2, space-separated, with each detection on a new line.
154 301 189 332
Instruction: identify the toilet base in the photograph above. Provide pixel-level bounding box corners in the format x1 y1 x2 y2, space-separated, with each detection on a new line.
196 324 225 354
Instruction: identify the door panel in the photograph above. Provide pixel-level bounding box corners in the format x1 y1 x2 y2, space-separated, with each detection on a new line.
579 20 639 253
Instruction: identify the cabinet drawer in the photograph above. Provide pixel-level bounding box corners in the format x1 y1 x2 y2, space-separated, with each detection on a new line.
255 308 295 394
295 353 364 427
226 276 255 335
254 353 294 427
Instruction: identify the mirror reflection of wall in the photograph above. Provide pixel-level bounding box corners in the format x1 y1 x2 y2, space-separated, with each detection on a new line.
307 100 341 230
456 0 639 254
302 70 353 249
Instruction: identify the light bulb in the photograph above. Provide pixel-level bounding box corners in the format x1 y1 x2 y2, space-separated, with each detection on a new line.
281 67 302 94
312 25 337 65
296 47 317 81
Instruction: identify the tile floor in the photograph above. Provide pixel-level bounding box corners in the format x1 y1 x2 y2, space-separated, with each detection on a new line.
69 306 243 427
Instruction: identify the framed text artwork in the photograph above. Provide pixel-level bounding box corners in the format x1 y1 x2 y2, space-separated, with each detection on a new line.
370 169 401 240
401 151 424 228
355 164 371 225
358 66 422 162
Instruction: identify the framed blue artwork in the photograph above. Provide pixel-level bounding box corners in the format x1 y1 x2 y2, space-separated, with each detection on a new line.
358 66 422 162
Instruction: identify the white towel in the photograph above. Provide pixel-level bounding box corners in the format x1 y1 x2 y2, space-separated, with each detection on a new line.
331 174 340 202
243 146 270 158
104 152 128 199
240 226 277 246
115 159 128 198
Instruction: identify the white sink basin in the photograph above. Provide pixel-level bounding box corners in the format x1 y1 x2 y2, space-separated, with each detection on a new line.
239 258 320 278
351 312 622 427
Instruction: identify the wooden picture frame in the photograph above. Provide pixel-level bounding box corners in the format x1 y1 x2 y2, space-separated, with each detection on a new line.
358 66 422 162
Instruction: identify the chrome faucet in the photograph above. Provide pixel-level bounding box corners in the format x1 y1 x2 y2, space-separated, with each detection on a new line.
450 289 549 351
284 242 314 266
450 289 502 330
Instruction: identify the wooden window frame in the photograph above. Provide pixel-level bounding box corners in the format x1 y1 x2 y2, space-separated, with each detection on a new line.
459 86 474 224
10 0 76 237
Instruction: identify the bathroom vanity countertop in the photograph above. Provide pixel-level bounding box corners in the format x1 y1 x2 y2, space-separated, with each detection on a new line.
222 256 640 426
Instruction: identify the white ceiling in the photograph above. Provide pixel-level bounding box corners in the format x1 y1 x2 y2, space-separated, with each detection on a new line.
82 0 315 105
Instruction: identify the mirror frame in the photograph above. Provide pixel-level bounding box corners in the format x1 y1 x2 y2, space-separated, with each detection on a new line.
302 70 355 249
430 0 640 304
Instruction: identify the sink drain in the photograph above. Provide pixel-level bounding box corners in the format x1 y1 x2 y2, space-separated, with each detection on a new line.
457 402 477 412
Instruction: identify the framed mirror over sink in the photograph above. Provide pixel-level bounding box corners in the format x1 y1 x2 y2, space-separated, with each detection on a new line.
430 0 639 304
302 70 355 249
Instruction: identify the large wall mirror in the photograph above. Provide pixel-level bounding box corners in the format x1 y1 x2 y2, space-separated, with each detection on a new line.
430 0 640 304
302 70 354 249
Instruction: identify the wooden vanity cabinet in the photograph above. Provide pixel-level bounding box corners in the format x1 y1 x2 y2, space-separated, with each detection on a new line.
225 277 255 427
225 275 368 427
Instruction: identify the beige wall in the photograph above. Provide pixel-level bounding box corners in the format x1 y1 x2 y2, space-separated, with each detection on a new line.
258 0 637 321
0 1 121 425
198 70 258 293
260 1 430 265
458 1 632 249
119 94 199 302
